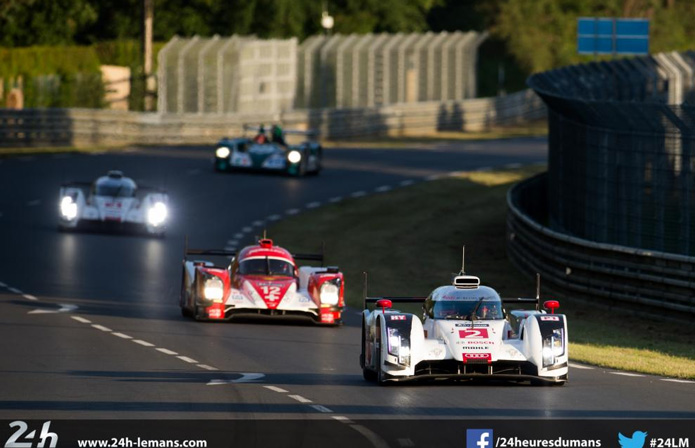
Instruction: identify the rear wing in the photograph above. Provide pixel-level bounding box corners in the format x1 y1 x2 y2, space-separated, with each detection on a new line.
293 252 323 265
502 274 542 311
364 296 427 310
243 124 318 138
183 236 235 266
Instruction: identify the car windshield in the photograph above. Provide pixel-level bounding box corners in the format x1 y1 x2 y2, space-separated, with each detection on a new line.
433 298 504 320
95 183 135 197
239 258 294 277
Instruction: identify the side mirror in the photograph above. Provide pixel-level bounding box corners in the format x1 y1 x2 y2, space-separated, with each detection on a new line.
376 299 392 312
543 300 560 314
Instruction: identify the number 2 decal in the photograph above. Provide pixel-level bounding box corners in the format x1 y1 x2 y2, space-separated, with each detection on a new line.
459 329 489 338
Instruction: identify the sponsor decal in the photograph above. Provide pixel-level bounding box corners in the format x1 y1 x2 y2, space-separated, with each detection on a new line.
208 308 223 319
390 315 406 321
455 323 489 327
459 328 489 339
540 316 560 321
457 340 495 345
463 353 492 363
320 313 335 323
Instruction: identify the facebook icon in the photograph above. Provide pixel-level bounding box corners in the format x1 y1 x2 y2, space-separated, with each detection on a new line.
467 429 494 448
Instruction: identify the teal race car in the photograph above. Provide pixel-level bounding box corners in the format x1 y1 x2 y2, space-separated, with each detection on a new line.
214 125 322 176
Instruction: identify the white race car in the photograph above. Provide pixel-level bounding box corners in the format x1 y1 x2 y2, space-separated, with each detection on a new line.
58 170 169 237
360 272 568 385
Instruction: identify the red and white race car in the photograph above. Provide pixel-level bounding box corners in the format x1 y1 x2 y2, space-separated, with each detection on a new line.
180 238 344 325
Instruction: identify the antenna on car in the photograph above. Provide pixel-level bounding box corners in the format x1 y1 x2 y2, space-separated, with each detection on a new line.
362 272 368 309
536 272 541 311
460 245 465 275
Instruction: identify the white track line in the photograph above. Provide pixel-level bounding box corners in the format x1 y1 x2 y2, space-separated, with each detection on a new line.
264 385 288 393
156 348 178 355
242 226 253 232
177 356 199 364
350 191 366 198
23 294 38 301
609 372 644 377
233 232 244 239
71 316 92 324
197 364 219 371
252 220 264 226
288 395 312 403
375 186 392 193
348 424 390 448
661 379 695 384
286 209 300 215
306 202 321 209
267 214 281 221
92 325 112 332
425 174 441 181
310 405 333 413
399 180 415 187
133 339 155 347
329 197 343 203
568 362 594 370
112 332 132 339
0 282 6 287
8 287 22 294
332 416 353 423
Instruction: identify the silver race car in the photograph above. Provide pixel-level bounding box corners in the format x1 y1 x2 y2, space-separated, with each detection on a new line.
58 170 169 237
360 264 568 385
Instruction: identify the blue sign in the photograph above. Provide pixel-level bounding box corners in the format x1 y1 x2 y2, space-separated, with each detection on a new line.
577 18 649 55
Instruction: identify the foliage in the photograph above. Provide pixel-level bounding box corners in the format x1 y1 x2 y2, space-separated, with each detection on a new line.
0 0 98 47
493 0 695 73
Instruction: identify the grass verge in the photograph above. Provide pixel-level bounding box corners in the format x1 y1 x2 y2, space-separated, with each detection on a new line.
268 166 695 379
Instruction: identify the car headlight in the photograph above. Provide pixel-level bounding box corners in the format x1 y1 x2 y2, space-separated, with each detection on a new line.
386 327 411 366
60 196 78 220
542 328 565 366
147 202 168 226
387 327 400 357
319 282 339 306
216 147 230 158
203 276 224 302
287 150 302 164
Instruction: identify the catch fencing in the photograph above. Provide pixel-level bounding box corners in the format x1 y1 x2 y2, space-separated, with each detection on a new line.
528 51 695 256
156 32 487 114
508 51 695 318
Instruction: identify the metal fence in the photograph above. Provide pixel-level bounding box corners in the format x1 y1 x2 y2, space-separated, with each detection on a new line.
157 36 297 114
157 32 487 114
295 31 487 109
507 173 695 320
528 51 695 256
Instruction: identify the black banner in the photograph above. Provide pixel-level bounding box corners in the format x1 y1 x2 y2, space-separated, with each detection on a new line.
0 420 693 448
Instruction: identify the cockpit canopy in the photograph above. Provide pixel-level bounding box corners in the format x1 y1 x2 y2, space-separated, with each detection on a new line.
93 171 137 197
424 285 505 320
239 257 295 277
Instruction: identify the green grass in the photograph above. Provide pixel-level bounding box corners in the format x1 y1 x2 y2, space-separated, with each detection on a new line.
268 166 695 380
323 123 548 149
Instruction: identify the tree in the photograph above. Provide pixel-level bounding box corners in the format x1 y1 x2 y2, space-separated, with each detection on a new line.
0 0 97 47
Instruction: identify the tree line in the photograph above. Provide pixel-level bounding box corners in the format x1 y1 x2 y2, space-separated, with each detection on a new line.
1 0 693 73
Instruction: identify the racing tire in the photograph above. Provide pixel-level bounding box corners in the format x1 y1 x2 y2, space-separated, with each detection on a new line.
193 303 205 322
376 343 390 386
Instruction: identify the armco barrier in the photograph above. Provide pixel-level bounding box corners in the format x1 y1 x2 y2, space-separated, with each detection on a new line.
0 89 545 148
507 172 695 319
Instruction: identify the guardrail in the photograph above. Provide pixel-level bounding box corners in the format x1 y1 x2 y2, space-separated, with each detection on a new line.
507 173 695 319
0 89 545 148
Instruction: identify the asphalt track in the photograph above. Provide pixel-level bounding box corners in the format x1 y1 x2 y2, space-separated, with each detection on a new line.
0 140 693 446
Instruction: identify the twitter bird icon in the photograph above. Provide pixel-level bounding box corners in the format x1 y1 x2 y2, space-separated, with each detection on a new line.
619 431 648 448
